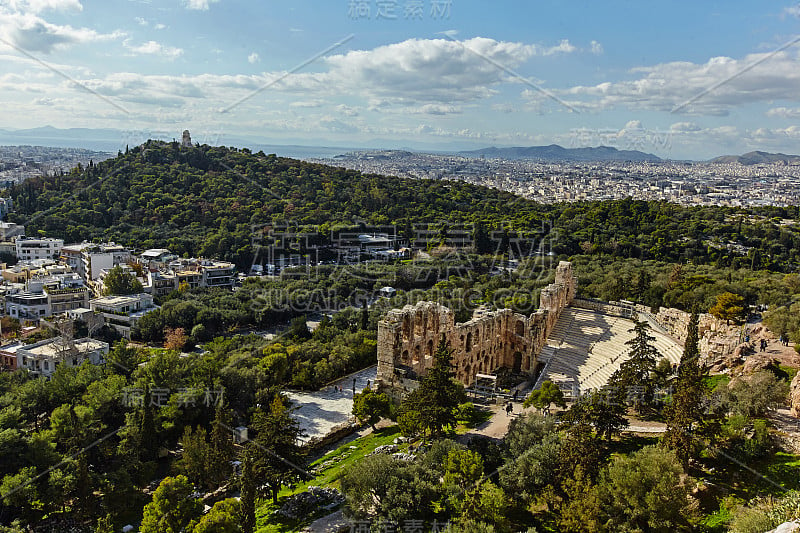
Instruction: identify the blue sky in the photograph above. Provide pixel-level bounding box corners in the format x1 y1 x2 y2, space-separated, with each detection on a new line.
1 0 800 159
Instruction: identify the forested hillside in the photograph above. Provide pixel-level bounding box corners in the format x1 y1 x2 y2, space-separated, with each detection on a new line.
7 140 800 271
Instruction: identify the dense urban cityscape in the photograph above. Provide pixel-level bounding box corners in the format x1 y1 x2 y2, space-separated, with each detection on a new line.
0 145 113 185
318 150 800 207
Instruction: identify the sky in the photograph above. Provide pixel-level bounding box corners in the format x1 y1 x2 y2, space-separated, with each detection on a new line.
1 0 800 159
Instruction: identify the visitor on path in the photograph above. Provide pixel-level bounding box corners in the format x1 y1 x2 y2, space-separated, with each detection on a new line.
505 402 513 416
513 390 519 401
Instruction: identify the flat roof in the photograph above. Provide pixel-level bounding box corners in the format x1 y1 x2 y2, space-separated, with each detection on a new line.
22 338 108 358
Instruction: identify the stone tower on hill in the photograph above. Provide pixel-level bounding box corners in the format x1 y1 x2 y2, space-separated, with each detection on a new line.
181 130 192 148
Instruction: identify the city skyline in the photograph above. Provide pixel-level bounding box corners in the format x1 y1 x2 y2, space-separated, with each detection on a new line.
1 0 800 159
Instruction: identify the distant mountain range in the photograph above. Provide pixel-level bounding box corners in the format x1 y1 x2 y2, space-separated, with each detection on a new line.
3 126 800 165
708 151 800 165
458 144 662 162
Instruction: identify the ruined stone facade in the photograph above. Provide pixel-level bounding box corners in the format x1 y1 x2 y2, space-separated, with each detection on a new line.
376 261 576 391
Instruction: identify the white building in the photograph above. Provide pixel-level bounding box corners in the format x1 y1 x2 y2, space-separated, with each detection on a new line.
60 243 93 276
89 293 158 338
139 248 177 267
5 273 89 322
198 260 236 289
0 222 24 242
16 238 64 262
17 337 109 378
81 243 131 281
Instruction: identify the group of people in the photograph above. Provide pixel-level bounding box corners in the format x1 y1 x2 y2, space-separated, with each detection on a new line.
778 334 791 346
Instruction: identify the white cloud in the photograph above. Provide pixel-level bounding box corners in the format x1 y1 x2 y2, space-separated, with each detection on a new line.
124 40 183 60
336 104 358 116
320 37 568 104
670 121 702 132
135 16 147 26
412 104 462 115
182 0 219 10
247 52 259 64
782 4 800 18
766 106 800 118
0 11 122 53
0 1 120 53
289 100 324 108
539 39 576 56
590 40 604 55
154 23 166 30
530 50 800 115
8 0 83 13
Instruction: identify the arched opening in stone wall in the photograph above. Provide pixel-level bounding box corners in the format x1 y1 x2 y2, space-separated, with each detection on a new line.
513 351 523 373
426 339 434 359
401 349 409 363
465 332 472 352
516 320 525 337
413 345 420 364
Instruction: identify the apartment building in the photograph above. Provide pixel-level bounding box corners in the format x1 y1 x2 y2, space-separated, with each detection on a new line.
17 337 109 378
15 237 64 262
89 293 158 338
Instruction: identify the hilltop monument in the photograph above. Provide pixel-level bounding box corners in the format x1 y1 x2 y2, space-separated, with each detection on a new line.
181 130 192 148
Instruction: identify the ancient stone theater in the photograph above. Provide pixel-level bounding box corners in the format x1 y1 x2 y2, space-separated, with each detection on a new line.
376 261 577 393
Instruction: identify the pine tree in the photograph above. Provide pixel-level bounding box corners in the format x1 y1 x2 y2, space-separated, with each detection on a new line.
207 404 235 487
251 396 306 504
140 386 159 462
662 309 711 465
610 321 659 414
398 338 466 439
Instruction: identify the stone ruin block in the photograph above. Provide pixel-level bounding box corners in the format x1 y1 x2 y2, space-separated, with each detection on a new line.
376 261 577 394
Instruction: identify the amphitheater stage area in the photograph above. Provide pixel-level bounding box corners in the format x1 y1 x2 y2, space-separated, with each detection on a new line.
535 307 684 398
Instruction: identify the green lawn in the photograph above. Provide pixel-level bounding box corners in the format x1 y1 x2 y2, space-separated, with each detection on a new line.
255 426 404 532
695 451 800 531
779 365 798 382
705 374 731 391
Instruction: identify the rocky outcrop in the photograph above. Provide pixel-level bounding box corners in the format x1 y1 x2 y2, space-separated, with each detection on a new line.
791 371 800 418
768 522 800 533
639 306 745 370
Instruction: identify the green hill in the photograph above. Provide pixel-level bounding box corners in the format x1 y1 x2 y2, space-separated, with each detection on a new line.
6 140 800 271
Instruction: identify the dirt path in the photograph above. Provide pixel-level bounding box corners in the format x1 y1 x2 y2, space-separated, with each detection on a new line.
301 509 349 533
624 418 667 434
744 322 799 368
458 399 550 442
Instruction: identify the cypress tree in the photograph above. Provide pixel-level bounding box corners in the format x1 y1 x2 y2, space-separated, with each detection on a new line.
662 309 709 465
240 449 256 533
